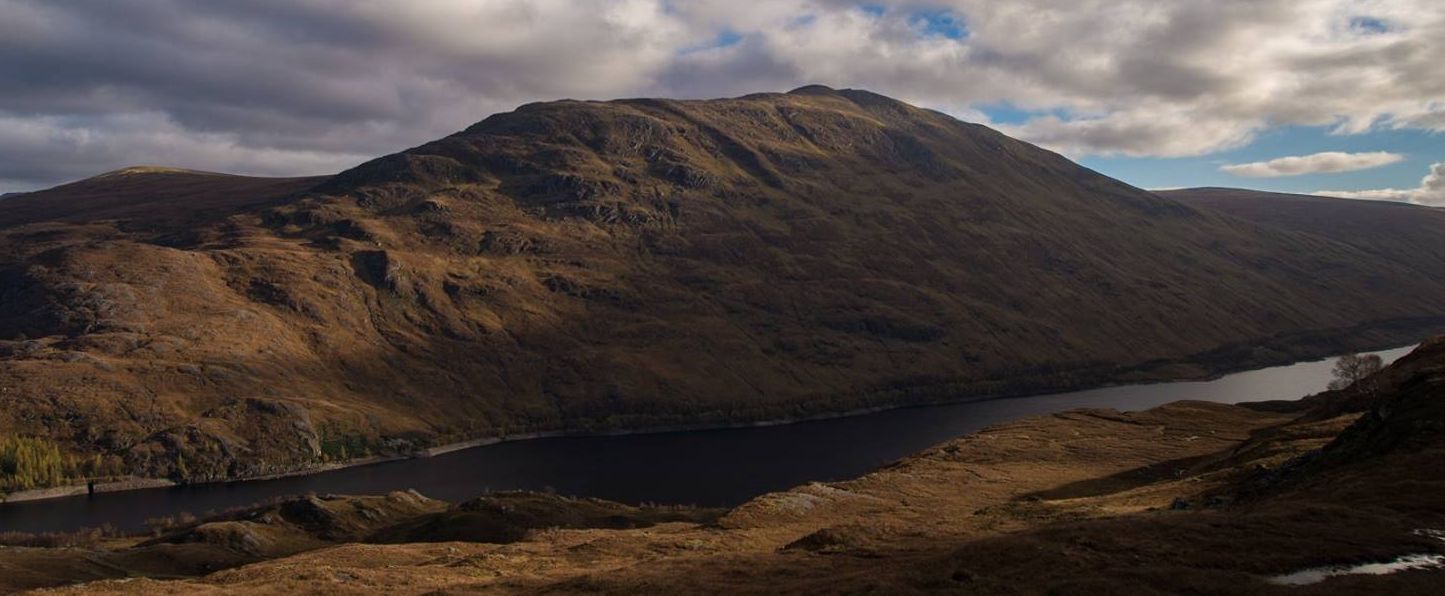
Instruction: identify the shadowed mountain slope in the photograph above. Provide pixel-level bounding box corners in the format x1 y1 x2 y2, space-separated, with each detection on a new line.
3 88 1445 483
1159 187 1445 276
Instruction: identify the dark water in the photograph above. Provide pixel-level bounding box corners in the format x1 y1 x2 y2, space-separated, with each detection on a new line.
0 346 1413 534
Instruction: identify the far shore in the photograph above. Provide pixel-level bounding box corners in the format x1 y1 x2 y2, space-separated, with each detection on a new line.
0 338 1422 509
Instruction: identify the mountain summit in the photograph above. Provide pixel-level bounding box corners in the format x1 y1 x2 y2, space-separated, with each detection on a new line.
4 88 1445 481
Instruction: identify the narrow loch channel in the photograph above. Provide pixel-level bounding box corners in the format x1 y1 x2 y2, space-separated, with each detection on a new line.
0 345 1415 534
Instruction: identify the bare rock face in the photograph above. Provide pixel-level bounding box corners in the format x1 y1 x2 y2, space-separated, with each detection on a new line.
5 88 1445 482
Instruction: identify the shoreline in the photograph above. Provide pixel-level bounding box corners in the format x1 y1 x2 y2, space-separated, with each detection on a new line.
0 336 1422 509
421 336 1426 457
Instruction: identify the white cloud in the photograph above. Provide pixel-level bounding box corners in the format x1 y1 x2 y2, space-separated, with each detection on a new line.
1316 162 1445 205
1 0 1444 190
0 112 370 191
1220 151 1405 177
999 107 1259 158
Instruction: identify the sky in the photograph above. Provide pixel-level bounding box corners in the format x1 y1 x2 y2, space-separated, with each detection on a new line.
1 0 1442 205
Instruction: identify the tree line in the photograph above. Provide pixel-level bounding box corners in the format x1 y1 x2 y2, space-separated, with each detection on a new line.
0 436 121 494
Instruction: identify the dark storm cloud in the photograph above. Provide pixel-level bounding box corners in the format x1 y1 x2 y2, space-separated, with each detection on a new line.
0 0 692 189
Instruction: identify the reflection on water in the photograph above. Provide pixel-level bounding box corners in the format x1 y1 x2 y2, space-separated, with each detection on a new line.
1270 528 1445 585
1269 553 1445 586
0 345 1415 534
1271 552 1445 584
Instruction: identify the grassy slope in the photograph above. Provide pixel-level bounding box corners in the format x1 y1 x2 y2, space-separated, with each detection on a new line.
4 89 1445 482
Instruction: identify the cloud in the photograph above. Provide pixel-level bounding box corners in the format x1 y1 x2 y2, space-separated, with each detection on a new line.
999 107 1259 158
1 1 1444 190
1316 162 1445 205
1220 151 1405 178
0 0 688 190
0 112 370 191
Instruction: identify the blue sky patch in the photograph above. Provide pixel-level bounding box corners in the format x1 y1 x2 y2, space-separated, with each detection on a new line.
1348 16 1393 35
857 4 969 39
679 29 743 54
1078 126 1445 194
976 103 1070 126
911 10 969 39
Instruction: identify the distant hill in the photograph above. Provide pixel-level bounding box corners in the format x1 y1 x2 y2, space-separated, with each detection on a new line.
1159 187 1445 275
0 167 324 230
4 88 1445 483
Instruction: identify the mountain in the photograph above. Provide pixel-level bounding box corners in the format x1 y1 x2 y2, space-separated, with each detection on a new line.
0 167 324 231
1159 187 1445 276
4 87 1445 484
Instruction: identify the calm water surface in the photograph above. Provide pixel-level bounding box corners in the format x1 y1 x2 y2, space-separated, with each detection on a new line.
0 345 1414 534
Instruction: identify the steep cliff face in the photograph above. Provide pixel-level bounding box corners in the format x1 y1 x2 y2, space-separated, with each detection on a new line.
4 87 1445 481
